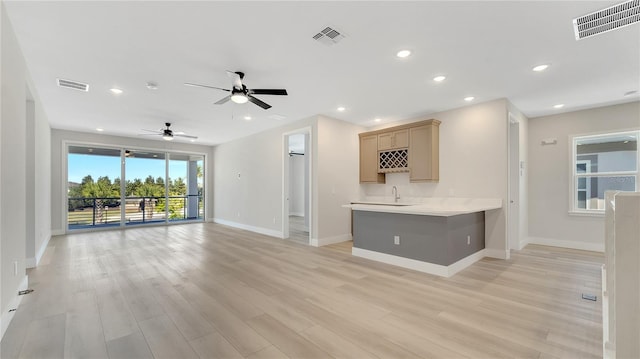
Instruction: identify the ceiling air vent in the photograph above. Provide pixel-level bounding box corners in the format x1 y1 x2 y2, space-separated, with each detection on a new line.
57 78 89 92
573 0 640 40
312 26 345 46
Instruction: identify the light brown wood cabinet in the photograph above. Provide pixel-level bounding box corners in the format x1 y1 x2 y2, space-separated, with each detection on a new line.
409 123 440 182
359 134 385 183
378 129 409 150
358 119 440 183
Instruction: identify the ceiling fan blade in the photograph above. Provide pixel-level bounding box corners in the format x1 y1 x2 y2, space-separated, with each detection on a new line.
141 129 161 133
184 82 230 92
248 95 272 110
215 95 232 105
249 89 288 96
175 134 198 139
226 70 243 90
138 133 162 136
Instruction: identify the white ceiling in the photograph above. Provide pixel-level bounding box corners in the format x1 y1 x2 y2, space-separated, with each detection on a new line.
4 1 639 145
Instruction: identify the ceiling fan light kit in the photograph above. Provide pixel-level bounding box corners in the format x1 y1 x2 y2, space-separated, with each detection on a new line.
231 93 249 104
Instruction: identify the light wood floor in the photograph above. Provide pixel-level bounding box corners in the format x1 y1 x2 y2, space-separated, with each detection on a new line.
1 223 603 358
288 215 309 244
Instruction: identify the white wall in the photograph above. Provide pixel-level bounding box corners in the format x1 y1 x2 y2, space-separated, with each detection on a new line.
50 129 214 234
1 4 39 338
289 154 305 216
361 99 510 258
315 116 362 243
213 116 318 238
212 115 362 245
32 99 51 267
528 101 640 251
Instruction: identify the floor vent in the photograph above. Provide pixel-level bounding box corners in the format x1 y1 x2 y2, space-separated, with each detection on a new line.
312 26 345 46
573 0 640 40
57 78 89 92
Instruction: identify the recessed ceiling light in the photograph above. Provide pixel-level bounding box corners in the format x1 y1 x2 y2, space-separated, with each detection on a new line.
624 90 638 97
96 128 104 132
553 104 565 109
110 88 123 94
433 75 446 82
396 50 412 58
244 115 252 121
337 106 346 112
190 139 196 142
146 82 158 90
374 118 382 122
464 96 475 102
532 64 549 72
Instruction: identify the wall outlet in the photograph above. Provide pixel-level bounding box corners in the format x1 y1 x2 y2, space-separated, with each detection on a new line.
273 217 276 224
237 211 240 218
394 235 400 245
13 261 18 276
467 235 471 245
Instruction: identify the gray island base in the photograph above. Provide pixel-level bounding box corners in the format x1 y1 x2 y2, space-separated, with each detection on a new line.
352 210 486 277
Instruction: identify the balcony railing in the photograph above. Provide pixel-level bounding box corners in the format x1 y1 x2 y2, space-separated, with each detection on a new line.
68 195 204 229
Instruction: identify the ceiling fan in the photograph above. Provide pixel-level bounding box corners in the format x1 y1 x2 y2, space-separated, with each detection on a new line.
140 122 197 141
185 71 288 110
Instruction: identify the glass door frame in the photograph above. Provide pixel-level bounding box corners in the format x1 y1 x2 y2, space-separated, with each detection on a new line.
64 140 207 232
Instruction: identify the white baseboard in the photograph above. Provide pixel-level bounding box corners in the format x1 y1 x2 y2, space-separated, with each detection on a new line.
206 218 215 223
310 233 351 247
352 247 486 278
51 229 64 236
213 218 284 238
0 275 29 341
485 248 510 260
289 212 304 217
26 233 52 269
518 236 532 251
528 236 604 252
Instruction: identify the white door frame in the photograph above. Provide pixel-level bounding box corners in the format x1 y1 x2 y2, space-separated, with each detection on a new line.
507 114 520 252
282 127 313 244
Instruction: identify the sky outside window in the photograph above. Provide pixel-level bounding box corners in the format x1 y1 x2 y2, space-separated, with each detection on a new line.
68 153 187 183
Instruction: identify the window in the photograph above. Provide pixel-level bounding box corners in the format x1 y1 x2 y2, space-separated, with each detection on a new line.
67 144 205 230
571 130 639 214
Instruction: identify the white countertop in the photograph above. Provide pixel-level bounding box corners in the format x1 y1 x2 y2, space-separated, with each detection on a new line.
342 197 503 217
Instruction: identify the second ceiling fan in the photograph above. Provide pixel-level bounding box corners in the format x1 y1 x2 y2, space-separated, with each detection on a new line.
185 71 287 110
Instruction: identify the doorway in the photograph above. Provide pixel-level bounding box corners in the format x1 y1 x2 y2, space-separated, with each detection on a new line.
283 129 311 244
508 114 522 252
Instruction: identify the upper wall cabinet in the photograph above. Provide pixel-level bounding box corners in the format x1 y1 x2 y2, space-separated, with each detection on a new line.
359 134 385 183
409 123 440 182
359 119 440 183
378 129 409 151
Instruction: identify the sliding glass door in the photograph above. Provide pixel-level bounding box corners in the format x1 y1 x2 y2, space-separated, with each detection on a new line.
67 146 122 228
124 149 167 226
67 144 205 231
168 154 204 222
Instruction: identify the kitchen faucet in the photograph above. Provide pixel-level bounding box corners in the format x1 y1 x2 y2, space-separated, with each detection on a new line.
392 186 400 202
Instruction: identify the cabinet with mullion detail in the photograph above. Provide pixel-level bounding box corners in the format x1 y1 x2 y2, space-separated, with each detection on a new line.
358 119 440 183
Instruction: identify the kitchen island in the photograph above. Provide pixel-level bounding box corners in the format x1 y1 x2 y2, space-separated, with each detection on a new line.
344 198 502 277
